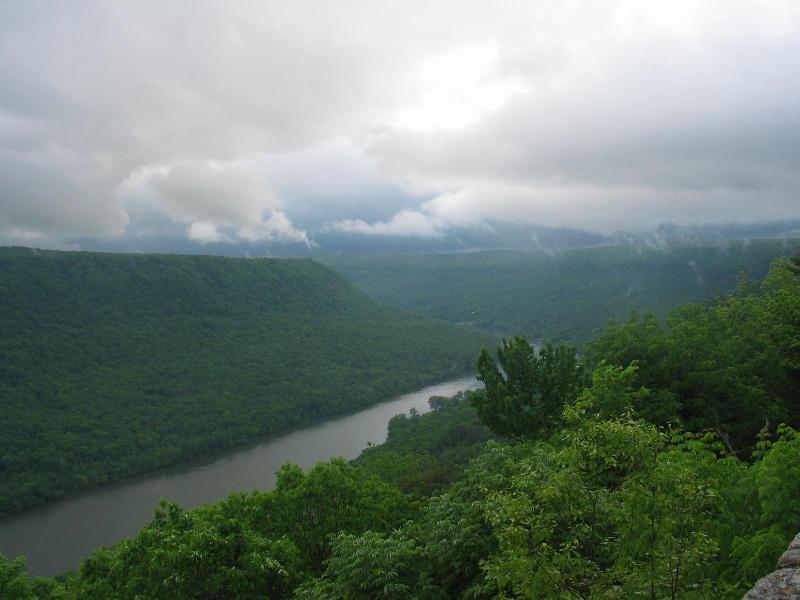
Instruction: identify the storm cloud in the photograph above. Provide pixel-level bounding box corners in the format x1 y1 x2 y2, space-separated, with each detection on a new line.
1 1 798 250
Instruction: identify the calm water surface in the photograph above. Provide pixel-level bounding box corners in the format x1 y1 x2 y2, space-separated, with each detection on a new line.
0 376 481 576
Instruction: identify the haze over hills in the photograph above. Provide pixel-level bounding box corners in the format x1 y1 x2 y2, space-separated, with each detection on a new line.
50 219 800 258
0 247 486 517
321 238 800 342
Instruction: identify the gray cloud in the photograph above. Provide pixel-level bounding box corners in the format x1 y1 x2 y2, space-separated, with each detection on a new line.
0 1 798 249
367 27 800 232
0 1 421 245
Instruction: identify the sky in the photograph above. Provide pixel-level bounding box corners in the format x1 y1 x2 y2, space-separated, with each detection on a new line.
1 1 799 254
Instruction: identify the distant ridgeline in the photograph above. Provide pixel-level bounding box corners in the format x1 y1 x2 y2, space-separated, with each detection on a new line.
0 247 487 516
320 238 800 342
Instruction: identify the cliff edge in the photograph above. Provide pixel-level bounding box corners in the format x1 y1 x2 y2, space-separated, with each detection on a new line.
743 532 800 599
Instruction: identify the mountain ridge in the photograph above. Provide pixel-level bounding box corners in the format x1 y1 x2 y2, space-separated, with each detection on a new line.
0 247 487 516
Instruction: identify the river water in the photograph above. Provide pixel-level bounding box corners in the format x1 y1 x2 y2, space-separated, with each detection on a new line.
0 375 481 576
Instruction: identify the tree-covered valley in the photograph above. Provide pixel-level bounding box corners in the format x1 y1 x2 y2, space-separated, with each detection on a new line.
320 239 800 342
3 1 800 597
0 247 488 517
2 252 799 598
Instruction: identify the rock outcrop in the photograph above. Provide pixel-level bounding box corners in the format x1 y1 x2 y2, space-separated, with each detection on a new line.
743 532 800 599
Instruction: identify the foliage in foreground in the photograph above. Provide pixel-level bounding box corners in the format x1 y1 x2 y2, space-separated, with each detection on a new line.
584 256 800 455
9 396 796 599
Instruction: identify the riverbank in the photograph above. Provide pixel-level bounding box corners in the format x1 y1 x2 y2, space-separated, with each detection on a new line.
0 375 481 576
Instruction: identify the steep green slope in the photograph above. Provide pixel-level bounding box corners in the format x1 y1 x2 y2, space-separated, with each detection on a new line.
0 247 487 516
320 239 800 342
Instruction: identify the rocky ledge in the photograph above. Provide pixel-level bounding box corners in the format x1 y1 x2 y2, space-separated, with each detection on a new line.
743 532 800 599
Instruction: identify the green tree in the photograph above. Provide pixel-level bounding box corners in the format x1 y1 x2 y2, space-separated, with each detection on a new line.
295 532 420 599
730 426 800 585
258 459 413 572
576 361 649 419
356 391 491 496
473 338 581 438
0 554 34 600
77 498 302 600
585 257 800 455
608 438 722 600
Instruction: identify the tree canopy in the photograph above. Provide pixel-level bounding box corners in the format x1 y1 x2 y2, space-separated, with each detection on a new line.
473 338 582 438
3 254 800 599
0 247 487 516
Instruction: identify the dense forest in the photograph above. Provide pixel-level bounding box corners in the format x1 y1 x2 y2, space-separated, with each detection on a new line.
0 247 487 517
2 254 798 598
320 239 800 342
354 391 492 497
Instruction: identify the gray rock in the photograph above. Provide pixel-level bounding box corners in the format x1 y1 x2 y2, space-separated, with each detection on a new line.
743 532 800 599
778 533 800 570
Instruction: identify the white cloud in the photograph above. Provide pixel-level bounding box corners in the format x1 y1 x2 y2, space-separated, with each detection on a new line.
330 209 446 238
238 211 314 245
390 43 529 132
188 221 225 243
120 160 311 245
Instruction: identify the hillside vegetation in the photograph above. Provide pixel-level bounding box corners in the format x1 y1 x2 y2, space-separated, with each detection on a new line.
354 391 491 497
0 247 486 516
320 239 800 341
3 255 799 599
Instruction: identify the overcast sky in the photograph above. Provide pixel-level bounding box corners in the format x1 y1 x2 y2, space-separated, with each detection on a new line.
1 1 799 252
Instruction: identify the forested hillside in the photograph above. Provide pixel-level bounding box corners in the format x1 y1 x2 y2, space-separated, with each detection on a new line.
2 254 798 599
0 247 486 516
354 391 492 497
320 239 800 341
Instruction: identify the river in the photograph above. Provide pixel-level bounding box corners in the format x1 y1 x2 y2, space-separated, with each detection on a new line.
0 375 481 576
